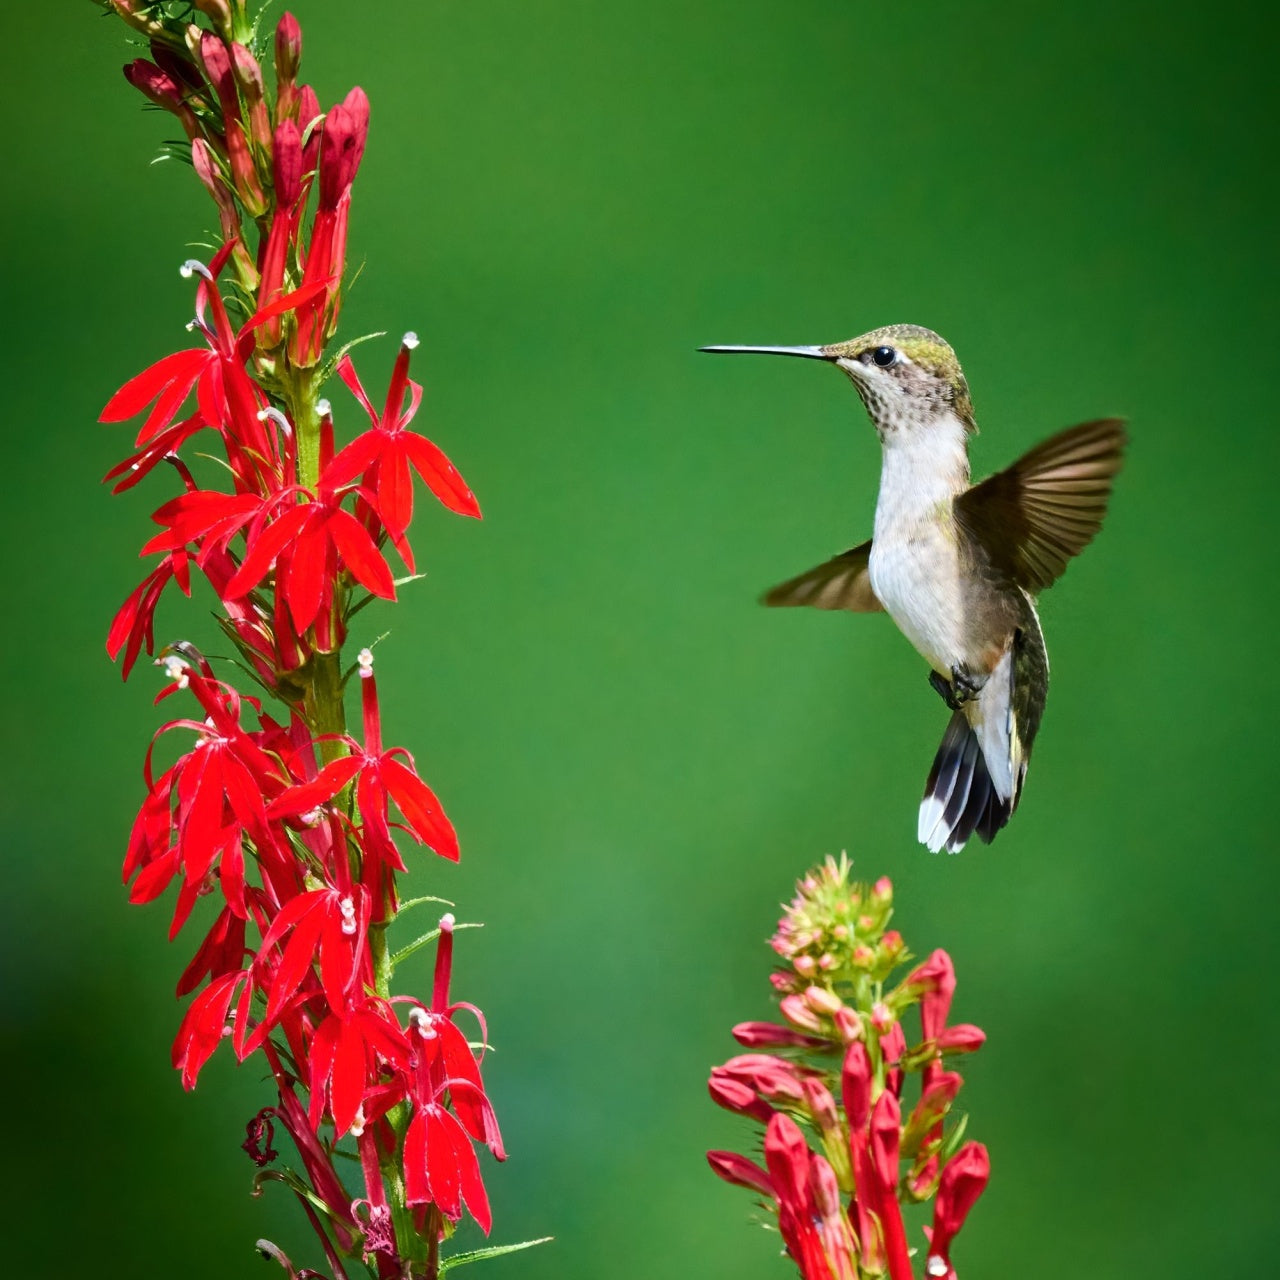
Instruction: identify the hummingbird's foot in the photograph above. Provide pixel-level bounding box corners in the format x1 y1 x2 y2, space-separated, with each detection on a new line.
929 666 986 710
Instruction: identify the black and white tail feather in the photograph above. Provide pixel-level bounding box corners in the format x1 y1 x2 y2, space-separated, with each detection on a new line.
918 611 1047 853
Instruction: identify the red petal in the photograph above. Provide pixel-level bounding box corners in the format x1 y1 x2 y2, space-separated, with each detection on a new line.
330 1017 367 1135
100 349 204 422
307 1014 341 1130
403 433 481 518
224 503 312 599
266 899 327 1023
381 757 459 861
283 521 330 633
327 508 396 599
378 446 414 537
267 756 362 817
324 429 382 489
335 353 380 426
172 971 243 1090
403 1110 430 1205
424 1107 463 1220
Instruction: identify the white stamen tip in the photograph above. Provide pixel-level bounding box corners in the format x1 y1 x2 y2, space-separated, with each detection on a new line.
257 406 292 434
339 896 357 935
159 654 190 687
927 1257 949 1277
316 398 332 417
300 807 324 827
357 647 375 677
439 912 455 933
408 1006 436 1038
179 258 212 281
185 320 198 332
402 331 420 350
349 1105 366 1137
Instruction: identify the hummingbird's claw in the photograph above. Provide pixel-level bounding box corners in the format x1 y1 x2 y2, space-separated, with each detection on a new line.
929 667 986 711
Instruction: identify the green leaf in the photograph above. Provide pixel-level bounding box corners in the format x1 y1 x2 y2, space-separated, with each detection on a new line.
439 1238 554 1274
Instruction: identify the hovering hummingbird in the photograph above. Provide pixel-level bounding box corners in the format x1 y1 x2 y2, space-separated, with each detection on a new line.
701 325 1126 852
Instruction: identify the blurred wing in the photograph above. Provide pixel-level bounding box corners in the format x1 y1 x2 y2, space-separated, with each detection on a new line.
761 540 883 612
956 418 1127 593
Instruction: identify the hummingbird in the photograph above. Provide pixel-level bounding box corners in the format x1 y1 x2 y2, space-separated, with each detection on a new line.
701 324 1126 852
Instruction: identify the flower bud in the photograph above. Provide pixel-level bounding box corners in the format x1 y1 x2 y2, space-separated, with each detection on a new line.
833 1006 863 1043
779 993 823 1034
707 1150 772 1196
275 12 303 84
936 1023 986 1055
870 1001 895 1034
804 984 844 1017
732 1021 826 1049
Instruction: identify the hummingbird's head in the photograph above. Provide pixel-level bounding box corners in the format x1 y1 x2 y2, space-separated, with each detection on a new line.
702 323 976 439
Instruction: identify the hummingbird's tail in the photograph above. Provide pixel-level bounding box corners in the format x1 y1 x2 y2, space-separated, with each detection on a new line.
918 609 1047 853
918 711 1011 853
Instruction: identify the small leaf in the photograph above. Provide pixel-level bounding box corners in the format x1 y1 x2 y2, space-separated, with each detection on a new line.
439 1238 554 1274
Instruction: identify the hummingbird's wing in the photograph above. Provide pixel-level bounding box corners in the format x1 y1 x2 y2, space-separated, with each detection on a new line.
761 540 884 612
955 418 1127 593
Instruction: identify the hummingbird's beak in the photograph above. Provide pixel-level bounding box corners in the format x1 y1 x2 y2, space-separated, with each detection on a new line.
699 344 831 360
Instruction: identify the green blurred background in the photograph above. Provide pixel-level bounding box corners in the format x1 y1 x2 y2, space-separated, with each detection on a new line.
3 1 1276 1275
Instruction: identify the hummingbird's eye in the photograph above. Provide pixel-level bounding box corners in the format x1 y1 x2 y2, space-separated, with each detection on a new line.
872 346 898 368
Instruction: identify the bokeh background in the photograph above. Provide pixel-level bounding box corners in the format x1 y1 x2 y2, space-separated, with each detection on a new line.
4 1 1277 1276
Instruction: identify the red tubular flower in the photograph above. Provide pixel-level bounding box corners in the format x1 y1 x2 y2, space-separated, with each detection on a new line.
328 339 481 555
101 9 509 1272
904 949 957 1042
293 88 370 366
925 1143 991 1278
709 858 990 1280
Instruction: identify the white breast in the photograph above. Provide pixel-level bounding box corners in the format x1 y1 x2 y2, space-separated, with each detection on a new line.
867 414 971 674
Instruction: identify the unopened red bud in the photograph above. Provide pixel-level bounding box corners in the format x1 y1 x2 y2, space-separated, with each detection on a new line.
708 1072 773 1123
872 875 893 903
779 993 823 1034
275 12 303 82
833 1006 863 1043
811 1152 843 1219
936 1023 986 1054
732 1021 826 1049
881 929 904 955
817 952 837 971
272 120 302 207
852 944 875 969
707 1150 772 1197
802 1078 839 1135
870 1001 895 1034
793 953 816 977
832 923 849 941
803 984 843 1016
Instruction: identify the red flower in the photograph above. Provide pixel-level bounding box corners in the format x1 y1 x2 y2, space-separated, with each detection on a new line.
327 338 481 553
925 1142 991 1278
220 458 398 634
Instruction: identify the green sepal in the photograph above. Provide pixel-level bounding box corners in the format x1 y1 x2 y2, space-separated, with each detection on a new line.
390 920 482 971
439 1238 554 1274
316 330 386 387
939 1112 970 1164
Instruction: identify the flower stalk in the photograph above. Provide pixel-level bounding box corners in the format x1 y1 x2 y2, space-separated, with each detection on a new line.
708 856 991 1280
94 4 543 1275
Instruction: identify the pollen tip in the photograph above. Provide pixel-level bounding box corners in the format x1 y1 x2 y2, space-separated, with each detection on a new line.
439 912 456 932
402 331 420 350
926 1256 949 1277
179 258 212 281
357 647 375 676
316 398 332 417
